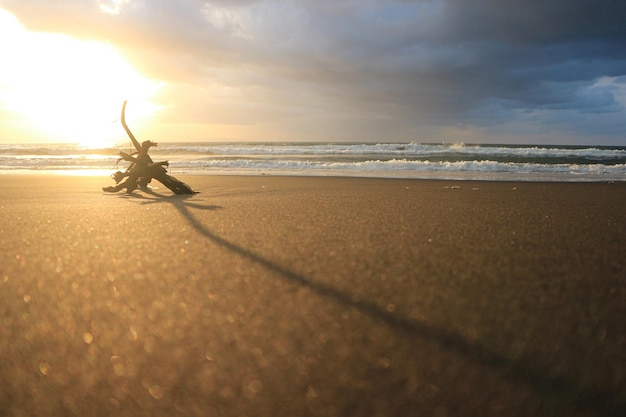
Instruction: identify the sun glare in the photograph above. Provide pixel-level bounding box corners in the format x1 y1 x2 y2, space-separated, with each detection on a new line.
0 9 162 147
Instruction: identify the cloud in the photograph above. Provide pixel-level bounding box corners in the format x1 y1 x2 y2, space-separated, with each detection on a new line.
1 0 625 143
443 0 626 44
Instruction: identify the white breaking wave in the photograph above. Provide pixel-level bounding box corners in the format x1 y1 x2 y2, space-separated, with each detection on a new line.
153 142 626 160
1 142 625 181
170 158 626 179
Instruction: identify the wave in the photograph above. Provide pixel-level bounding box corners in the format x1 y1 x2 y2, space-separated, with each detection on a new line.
2 142 625 160
174 158 626 175
1 142 625 181
0 144 119 156
149 142 626 161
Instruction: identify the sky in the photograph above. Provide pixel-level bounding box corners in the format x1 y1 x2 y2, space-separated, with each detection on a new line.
0 0 625 146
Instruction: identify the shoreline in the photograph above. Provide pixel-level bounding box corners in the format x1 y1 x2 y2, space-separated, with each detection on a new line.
1 169 625 183
2 141 625 183
1 175 625 416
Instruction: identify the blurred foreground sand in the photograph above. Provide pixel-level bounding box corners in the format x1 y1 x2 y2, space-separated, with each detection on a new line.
1 175 625 416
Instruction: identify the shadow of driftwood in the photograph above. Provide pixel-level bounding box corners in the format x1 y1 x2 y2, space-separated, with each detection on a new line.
124 190 623 416
119 189 222 211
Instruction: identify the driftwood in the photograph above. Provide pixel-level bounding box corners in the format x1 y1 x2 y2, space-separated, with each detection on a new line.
103 101 196 195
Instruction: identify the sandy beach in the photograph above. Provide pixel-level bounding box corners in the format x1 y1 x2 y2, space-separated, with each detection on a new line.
1 174 624 417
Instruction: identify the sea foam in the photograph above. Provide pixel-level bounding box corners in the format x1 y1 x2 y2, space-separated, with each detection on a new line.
1 142 625 181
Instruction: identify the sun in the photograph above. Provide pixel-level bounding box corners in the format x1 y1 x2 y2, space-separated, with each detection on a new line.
0 9 162 147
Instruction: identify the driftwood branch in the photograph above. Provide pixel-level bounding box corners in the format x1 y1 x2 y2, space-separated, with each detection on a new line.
121 100 141 153
103 101 196 195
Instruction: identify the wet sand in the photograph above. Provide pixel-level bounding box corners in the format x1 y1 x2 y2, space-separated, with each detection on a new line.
1 175 625 417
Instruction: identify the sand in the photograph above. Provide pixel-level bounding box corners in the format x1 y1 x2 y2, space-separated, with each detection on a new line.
1 174 625 417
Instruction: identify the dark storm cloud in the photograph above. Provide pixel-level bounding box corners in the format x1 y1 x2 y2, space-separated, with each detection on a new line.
1 0 625 143
443 0 626 44
436 0 626 107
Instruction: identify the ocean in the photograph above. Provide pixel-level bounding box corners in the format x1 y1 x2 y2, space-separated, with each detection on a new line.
1 142 625 182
